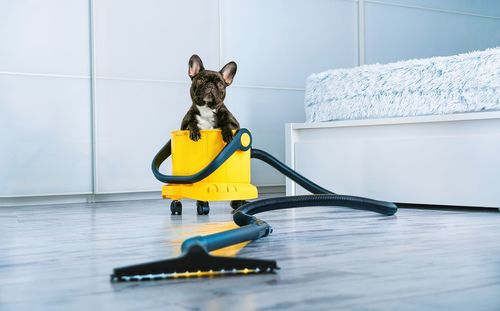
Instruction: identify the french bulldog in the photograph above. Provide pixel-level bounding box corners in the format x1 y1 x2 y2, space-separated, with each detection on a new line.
181 54 240 143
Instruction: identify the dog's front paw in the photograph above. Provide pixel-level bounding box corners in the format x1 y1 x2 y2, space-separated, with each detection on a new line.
189 128 201 141
222 128 234 143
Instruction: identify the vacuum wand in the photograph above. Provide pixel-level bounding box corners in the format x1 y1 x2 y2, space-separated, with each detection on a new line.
181 223 271 254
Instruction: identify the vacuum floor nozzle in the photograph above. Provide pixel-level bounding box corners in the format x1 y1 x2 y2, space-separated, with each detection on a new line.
111 244 279 282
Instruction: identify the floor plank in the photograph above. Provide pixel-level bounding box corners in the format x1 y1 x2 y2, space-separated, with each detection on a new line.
0 198 499 310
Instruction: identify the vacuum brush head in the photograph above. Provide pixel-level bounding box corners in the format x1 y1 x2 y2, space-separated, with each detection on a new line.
111 244 279 282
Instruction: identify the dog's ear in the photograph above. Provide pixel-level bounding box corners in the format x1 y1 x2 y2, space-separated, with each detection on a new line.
220 61 237 86
188 54 204 79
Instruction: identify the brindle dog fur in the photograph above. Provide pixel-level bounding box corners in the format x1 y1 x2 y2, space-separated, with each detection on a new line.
181 54 240 143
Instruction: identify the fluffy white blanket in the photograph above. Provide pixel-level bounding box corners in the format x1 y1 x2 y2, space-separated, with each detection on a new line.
305 48 500 122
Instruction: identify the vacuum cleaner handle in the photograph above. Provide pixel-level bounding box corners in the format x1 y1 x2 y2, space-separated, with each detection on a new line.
151 128 252 184
180 222 270 254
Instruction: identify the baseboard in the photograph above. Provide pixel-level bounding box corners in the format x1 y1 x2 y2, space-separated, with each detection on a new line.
257 185 285 194
0 185 286 207
0 191 161 207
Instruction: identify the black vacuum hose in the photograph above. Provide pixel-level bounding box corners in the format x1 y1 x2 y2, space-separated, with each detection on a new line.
251 148 334 194
151 129 397 253
235 194 397 219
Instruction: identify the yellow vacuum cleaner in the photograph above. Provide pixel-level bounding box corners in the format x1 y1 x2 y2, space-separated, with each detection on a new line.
160 129 257 215
112 128 398 282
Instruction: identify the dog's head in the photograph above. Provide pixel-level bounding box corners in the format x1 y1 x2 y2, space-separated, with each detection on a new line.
188 54 237 110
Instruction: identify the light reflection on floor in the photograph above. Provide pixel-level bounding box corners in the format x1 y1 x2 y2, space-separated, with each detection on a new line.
167 220 250 257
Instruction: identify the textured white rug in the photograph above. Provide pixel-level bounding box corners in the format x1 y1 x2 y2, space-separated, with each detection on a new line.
305 47 500 122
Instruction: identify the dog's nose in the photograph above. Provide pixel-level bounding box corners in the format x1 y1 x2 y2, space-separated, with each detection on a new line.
205 83 215 93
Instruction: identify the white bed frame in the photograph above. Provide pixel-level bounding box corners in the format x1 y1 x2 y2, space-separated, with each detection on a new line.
286 111 500 209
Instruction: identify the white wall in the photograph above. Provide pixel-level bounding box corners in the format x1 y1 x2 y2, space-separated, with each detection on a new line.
0 0 92 197
364 0 500 64
1 0 499 200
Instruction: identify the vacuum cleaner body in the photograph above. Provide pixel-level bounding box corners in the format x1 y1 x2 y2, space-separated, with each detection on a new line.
162 129 258 202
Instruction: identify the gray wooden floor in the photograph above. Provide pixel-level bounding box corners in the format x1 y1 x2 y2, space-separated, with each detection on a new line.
1 198 499 311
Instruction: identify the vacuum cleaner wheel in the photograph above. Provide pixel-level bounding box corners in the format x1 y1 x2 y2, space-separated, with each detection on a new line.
196 201 210 215
170 200 182 215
